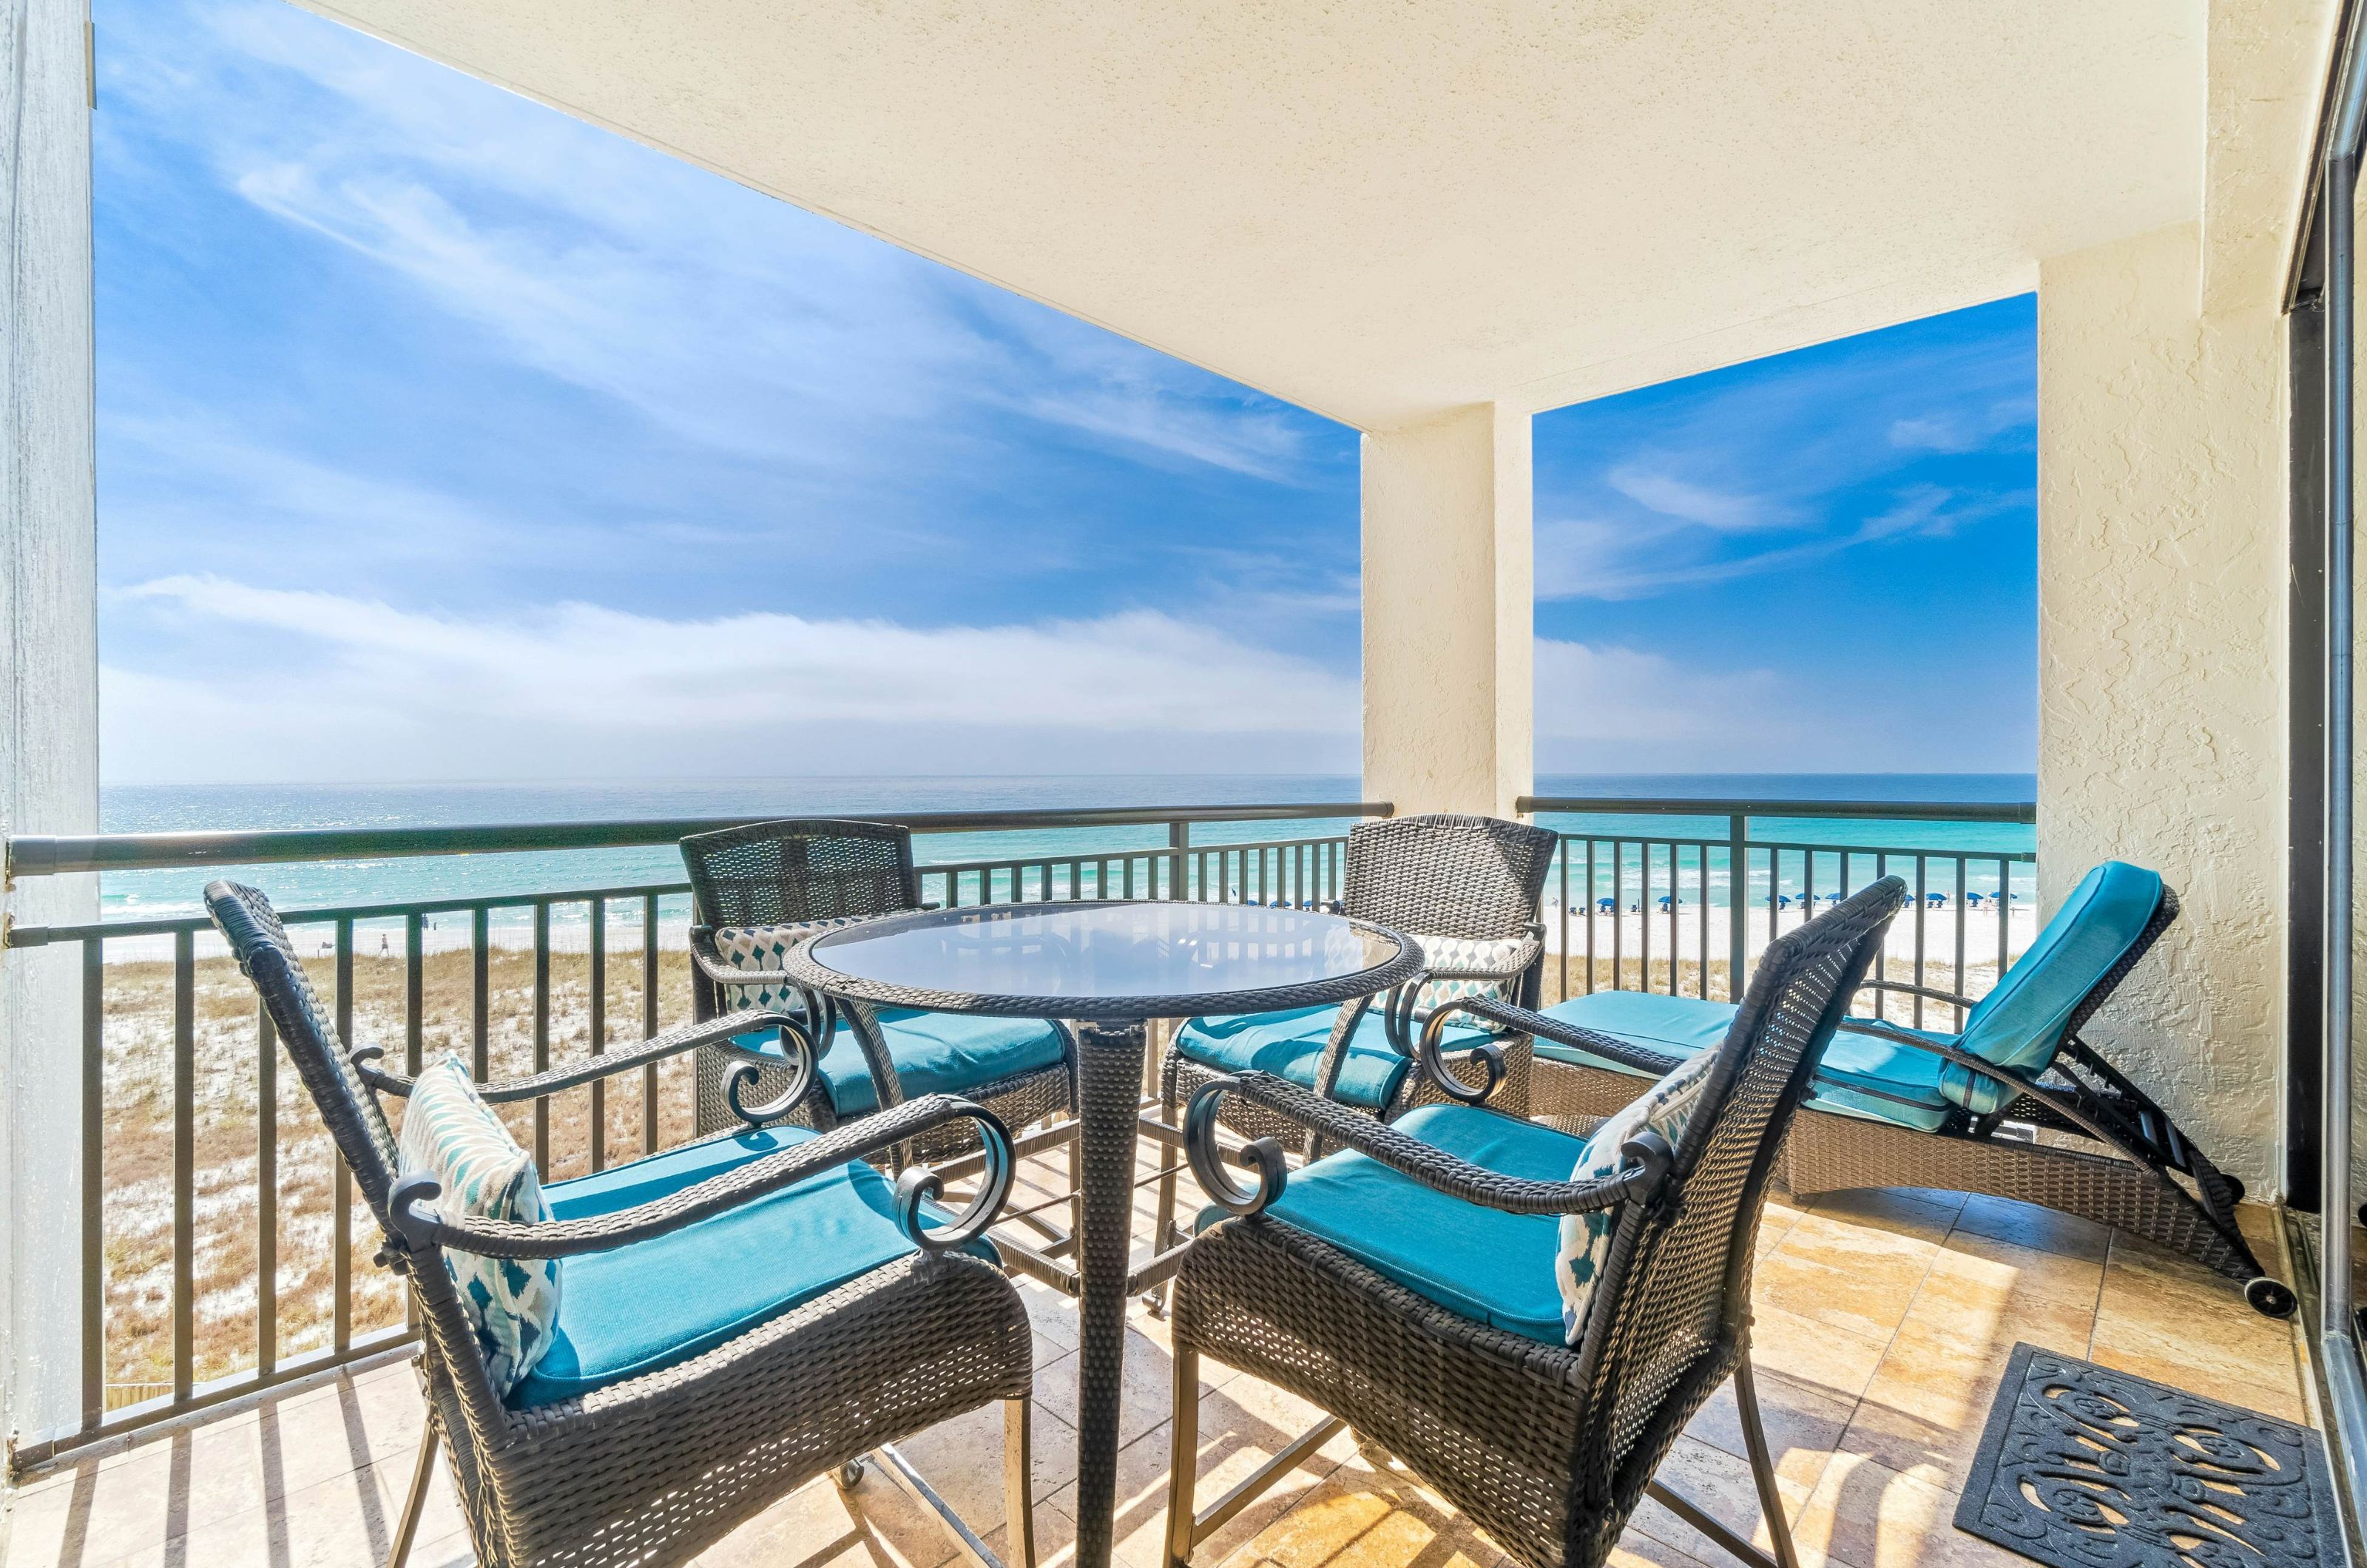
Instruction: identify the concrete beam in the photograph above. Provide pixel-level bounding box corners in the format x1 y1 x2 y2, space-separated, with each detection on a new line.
1360 403 1532 820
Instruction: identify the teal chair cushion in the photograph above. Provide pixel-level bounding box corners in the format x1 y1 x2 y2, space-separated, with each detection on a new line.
1531 990 1954 1132
1198 1103 1576 1343
513 1126 985 1408
1943 861 2162 1115
1174 1006 1494 1110
729 1009 1067 1118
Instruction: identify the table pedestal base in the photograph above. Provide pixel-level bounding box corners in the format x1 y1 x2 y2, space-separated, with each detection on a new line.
1070 1019 1148 1568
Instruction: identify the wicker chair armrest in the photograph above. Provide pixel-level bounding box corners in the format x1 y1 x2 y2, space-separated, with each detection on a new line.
1186 1069 1669 1219
1424 995 1685 1077
387 1093 1012 1259
349 1009 814 1104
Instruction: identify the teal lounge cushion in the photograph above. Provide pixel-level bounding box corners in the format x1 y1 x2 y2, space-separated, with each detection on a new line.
1174 1006 1493 1110
1531 990 1954 1132
1200 1103 1579 1343
729 1009 1066 1118
1945 862 2162 1115
513 1126 957 1408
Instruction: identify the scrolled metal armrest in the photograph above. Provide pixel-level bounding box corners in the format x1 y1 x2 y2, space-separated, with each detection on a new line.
1184 1076 1290 1218
723 1014 825 1128
351 1009 817 1104
385 1093 996 1258
1411 1001 1507 1106
891 1104 1016 1253
1196 1071 1662 1217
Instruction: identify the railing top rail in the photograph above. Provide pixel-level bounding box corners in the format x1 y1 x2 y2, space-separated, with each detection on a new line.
1519 794 2036 825
4 800 1393 879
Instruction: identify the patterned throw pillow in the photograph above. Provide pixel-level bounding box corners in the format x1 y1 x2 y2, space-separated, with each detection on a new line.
1405 933 1530 1019
396 1054 561 1399
709 920 862 1012
1553 1049 1721 1345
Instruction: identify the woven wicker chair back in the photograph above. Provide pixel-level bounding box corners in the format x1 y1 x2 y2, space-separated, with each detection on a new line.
1342 814 1559 941
1576 875 1905 1498
681 818 924 927
205 879 404 1214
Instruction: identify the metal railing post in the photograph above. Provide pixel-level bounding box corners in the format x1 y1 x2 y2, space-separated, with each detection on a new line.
1726 812 1749 1001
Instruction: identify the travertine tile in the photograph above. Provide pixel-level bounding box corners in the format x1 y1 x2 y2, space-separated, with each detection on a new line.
1035 1328 1186 1451
1923 1229 2104 1319
1747 1303 1894 1402
1794 1451 2028 1568
1802 1188 1962 1244
1626 1434 1813 1567
7 1167 2329 1568
1684 1367 1854 1496
1948 1195 2108 1263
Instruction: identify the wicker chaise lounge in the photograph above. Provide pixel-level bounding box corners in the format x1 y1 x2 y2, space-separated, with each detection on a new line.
1462 859 2292 1317
1164 877 1906 1568
681 818 1076 1165
206 879 1037 1568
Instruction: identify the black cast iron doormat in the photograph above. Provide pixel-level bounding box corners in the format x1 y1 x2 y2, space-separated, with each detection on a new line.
1956 1342 2334 1568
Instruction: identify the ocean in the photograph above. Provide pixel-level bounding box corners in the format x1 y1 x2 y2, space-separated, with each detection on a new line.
94 773 2036 928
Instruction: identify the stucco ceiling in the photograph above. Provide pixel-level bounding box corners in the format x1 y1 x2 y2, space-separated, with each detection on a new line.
294 1 2205 430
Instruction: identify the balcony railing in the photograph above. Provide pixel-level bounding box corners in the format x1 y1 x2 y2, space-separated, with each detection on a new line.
1523 794 2040 1029
0 791 2034 1466
0 800 1379 1464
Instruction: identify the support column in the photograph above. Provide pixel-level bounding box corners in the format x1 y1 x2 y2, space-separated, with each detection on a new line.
1 0 99 1456
2036 220 2286 1194
1360 402 1533 818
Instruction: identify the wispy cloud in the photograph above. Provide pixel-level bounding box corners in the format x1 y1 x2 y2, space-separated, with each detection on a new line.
104 575 1360 781
1605 465 1775 530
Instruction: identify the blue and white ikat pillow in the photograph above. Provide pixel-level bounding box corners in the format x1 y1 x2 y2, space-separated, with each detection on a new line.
396 1054 560 1398
1554 1049 1719 1345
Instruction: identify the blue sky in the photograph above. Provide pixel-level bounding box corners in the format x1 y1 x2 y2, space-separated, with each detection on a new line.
93 0 2035 785
1532 297 2037 773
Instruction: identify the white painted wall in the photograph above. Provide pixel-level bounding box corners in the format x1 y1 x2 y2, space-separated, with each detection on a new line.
2029 0 2333 1197
1361 404 1533 818
2036 222 2288 1192
0 0 98 1456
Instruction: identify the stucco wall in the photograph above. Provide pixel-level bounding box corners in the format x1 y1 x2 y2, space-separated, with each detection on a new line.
0 0 99 1451
2036 220 2287 1191
1361 403 1533 818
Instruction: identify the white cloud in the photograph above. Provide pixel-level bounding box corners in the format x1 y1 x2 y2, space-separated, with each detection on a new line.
1604 464 1773 530
1536 485 2013 601
104 576 1360 782
158 0 1317 481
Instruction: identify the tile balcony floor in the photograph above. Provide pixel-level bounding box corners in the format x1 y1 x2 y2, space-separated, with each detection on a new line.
0 1138 2311 1568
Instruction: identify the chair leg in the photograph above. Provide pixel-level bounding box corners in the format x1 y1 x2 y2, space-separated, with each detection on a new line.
1737 1356 1800 1568
1165 1343 1202 1568
1148 1070 1182 1317
1005 1397 1037 1568
385 1419 437 1568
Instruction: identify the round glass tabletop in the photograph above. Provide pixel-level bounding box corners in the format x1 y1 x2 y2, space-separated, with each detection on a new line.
781 900 1421 1021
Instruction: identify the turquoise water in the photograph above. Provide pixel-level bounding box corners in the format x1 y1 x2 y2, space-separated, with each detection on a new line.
93 772 2036 927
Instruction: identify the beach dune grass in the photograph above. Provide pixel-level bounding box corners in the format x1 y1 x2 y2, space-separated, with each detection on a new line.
96 942 702 1401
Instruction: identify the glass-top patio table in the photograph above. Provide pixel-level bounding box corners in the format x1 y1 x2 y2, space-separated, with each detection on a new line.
782 899 1422 1568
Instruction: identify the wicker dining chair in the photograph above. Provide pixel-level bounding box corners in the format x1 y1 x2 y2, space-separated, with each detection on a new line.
1499 861 2289 1316
206 880 1036 1568
681 818 1076 1164
1164 876 1906 1568
1149 814 1558 1274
